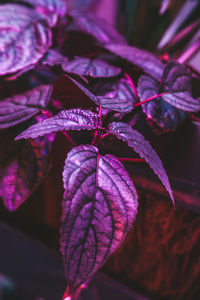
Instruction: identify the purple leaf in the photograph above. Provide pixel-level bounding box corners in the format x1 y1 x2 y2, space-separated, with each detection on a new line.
68 10 126 45
0 127 54 211
60 144 138 293
160 61 192 92
0 4 52 76
108 122 174 204
66 76 99 105
41 49 68 67
137 75 187 131
0 85 53 128
62 56 121 78
13 0 67 26
92 77 138 112
105 44 164 80
15 109 101 140
162 92 200 112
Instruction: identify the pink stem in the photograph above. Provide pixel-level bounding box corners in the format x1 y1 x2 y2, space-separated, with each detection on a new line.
134 91 169 107
125 73 139 99
62 131 77 146
118 158 145 162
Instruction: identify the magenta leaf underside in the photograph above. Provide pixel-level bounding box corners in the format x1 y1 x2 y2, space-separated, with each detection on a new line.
0 4 52 75
0 127 54 211
62 56 121 78
0 85 53 128
105 44 164 80
15 109 101 140
108 122 174 204
60 144 138 293
68 10 126 45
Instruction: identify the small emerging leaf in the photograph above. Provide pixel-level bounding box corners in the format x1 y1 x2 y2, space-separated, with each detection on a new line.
62 56 121 78
108 122 174 204
60 144 138 294
0 85 53 128
0 127 54 211
0 4 52 75
105 44 164 80
15 109 101 140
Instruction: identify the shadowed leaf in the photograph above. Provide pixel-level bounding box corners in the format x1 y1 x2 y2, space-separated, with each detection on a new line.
0 85 53 128
60 144 138 294
0 4 52 75
105 44 164 80
15 109 101 140
0 127 54 211
108 122 174 204
92 77 138 112
62 56 121 78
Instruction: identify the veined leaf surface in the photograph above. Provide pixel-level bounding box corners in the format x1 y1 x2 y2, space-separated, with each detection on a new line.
0 85 53 128
62 56 121 78
60 144 138 293
15 109 101 140
108 122 174 204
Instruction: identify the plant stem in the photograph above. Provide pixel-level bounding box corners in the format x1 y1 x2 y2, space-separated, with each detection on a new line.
118 158 145 162
125 73 139 99
62 131 77 146
134 92 169 107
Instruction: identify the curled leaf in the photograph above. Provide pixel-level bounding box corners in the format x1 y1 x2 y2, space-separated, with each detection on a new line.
62 56 121 78
0 127 54 211
0 4 52 75
108 122 174 204
60 144 138 294
15 109 100 140
137 75 187 131
0 85 53 128
105 44 164 80
68 10 126 45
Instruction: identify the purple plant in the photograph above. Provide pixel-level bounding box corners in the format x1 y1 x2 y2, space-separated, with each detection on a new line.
0 0 199 299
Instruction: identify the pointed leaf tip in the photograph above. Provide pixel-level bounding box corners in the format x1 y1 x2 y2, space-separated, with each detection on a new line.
60 144 138 293
108 122 174 205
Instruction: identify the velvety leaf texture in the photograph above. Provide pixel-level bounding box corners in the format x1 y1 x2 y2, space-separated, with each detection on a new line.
60 145 138 293
41 49 68 67
0 4 52 75
108 122 174 204
62 56 121 78
0 128 54 211
13 0 67 26
68 10 126 45
94 77 138 112
105 44 164 80
15 109 101 140
137 75 186 131
0 85 53 128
